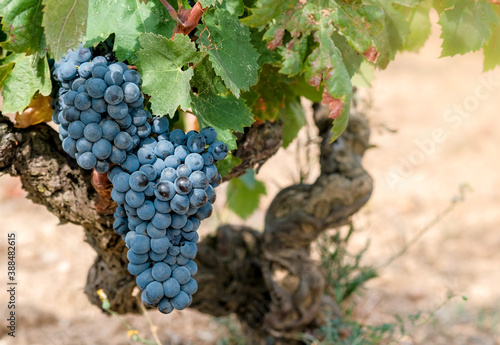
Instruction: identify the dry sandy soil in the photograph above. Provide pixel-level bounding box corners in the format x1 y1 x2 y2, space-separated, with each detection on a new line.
1 20 500 345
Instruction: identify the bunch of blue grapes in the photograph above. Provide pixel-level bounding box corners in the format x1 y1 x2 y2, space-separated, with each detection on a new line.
52 45 146 173
109 117 228 313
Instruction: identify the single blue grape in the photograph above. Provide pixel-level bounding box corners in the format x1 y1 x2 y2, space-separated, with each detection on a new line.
203 164 218 182
189 189 208 208
139 164 157 181
163 278 180 298
113 172 131 192
58 111 69 127
122 82 140 103
74 92 92 111
135 221 148 235
62 137 77 157
154 181 175 201
186 132 206 154
128 262 149 278
124 203 137 216
113 217 128 235
158 298 173 314
174 145 189 161
160 167 177 182
76 152 97 170
86 78 107 99
182 220 193 232
92 98 107 113
171 194 190 215
189 171 209 189
80 109 101 124
104 85 124 105
114 132 132 150
76 47 92 63
150 251 168 262
129 171 149 192
125 124 137 136
200 126 217 145
154 199 171 214
104 70 124 86
131 109 148 126
63 91 78 106
180 241 197 259
101 120 120 141
195 202 213 220
151 236 171 253
136 268 154 290
152 117 169 134
115 114 132 130
176 164 192 178
62 106 81 122
182 231 197 241
202 152 214 166
114 205 126 218
185 153 204 171
176 254 189 265
92 138 112 160
152 262 172 282
83 122 103 142
209 141 229 161
211 173 222 188
123 69 141 84
174 176 192 195
68 121 86 139
172 266 191 285
92 55 108 65
108 102 129 120
170 291 190 310
127 250 149 264
164 155 181 169
151 212 172 229
163 255 177 265
155 140 174 159
92 65 108 79
130 234 150 254
170 214 187 229
110 147 127 164
169 129 186 146
185 260 198 276
137 122 152 138
144 182 155 197
59 62 77 80
125 189 145 208
146 223 167 239
137 146 156 165
181 278 198 295
111 189 125 204
78 62 92 78
137 200 155 220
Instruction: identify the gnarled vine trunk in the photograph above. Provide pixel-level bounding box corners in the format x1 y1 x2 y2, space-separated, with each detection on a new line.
0 104 372 344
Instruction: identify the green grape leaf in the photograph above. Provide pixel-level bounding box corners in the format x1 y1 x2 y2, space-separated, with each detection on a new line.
137 33 201 117
241 0 293 27
222 0 244 15
400 0 432 52
279 96 306 148
305 24 352 142
191 57 254 150
0 62 15 89
86 0 175 61
199 0 222 7
438 0 498 57
42 0 88 60
365 0 410 69
2 54 51 113
249 28 281 67
226 169 266 219
242 64 285 122
484 21 500 71
215 153 242 177
0 0 44 54
199 8 260 98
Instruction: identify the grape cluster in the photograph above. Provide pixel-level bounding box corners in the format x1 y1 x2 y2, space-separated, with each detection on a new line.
52 46 146 173
109 121 227 313
53 45 229 313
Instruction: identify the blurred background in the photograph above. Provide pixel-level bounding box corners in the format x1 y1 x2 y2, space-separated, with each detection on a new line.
1 17 500 345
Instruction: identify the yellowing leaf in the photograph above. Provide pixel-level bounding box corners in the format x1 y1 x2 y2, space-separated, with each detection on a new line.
14 94 53 128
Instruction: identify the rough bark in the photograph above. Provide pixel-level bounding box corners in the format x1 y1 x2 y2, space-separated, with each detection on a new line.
0 104 372 344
